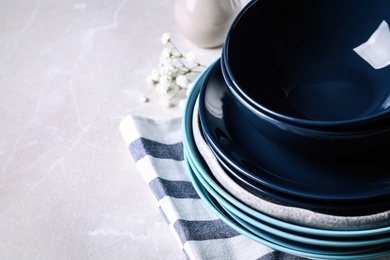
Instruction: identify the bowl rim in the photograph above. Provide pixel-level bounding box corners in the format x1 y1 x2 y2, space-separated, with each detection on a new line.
221 56 390 135
222 0 390 129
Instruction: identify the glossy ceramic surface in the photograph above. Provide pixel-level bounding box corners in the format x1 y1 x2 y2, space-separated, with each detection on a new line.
184 154 390 259
192 99 390 230
223 0 390 129
220 55 390 159
186 145 390 250
174 0 241 48
198 58 390 206
181 62 390 239
210 147 390 216
218 201 390 250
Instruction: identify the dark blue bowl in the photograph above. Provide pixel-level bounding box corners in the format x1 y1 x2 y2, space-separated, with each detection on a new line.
219 57 390 159
222 0 390 130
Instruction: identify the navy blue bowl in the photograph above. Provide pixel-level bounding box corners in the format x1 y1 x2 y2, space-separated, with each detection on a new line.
219 58 390 159
222 0 390 130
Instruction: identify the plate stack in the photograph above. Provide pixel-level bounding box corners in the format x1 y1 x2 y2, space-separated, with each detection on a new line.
182 0 390 259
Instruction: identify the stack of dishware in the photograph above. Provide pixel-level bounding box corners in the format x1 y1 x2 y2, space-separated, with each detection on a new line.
182 0 390 258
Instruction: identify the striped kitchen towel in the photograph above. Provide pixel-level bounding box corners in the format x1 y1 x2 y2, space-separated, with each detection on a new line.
119 115 307 260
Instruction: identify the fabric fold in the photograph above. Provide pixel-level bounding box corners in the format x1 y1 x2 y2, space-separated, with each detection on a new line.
119 115 304 259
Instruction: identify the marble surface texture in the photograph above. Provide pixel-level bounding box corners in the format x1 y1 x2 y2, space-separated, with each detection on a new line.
0 0 249 259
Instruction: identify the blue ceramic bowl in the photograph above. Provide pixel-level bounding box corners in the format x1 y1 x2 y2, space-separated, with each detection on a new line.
222 0 390 131
220 58 390 160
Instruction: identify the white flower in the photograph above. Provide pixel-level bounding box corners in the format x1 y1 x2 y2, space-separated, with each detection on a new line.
146 69 160 85
156 75 171 93
159 57 168 67
186 51 197 63
150 69 160 80
160 48 171 59
159 63 175 77
143 33 205 108
159 54 174 69
160 74 171 84
156 84 170 95
161 33 171 44
176 75 189 88
139 95 149 103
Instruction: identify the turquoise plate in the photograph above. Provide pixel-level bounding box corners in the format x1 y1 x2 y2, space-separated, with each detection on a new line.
184 153 390 259
219 200 390 253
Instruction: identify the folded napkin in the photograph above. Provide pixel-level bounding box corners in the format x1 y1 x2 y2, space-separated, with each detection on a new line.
119 115 308 260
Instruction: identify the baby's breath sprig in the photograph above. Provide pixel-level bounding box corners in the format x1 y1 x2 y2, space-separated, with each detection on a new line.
143 32 206 108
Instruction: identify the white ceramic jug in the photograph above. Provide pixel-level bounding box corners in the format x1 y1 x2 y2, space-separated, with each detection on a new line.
174 0 242 48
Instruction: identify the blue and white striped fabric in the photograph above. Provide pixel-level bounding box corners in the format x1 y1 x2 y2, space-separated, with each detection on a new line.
119 115 307 260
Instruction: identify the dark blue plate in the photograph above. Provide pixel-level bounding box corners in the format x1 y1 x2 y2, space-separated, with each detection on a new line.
209 144 390 216
198 58 390 203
